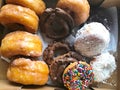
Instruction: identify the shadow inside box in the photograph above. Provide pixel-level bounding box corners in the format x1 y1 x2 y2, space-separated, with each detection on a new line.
117 8 120 90
7 80 23 87
44 0 59 8
22 85 67 90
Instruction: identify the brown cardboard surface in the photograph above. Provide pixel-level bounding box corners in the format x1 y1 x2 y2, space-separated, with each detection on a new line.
0 80 22 90
101 0 120 8
0 59 9 80
0 0 119 90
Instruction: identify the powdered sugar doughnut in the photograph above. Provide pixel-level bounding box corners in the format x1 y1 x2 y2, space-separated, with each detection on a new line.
74 22 110 57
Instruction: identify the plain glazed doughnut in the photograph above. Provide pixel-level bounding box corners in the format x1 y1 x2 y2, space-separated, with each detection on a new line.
63 61 94 90
7 58 49 85
57 0 90 26
0 4 39 33
1 31 42 58
6 0 46 15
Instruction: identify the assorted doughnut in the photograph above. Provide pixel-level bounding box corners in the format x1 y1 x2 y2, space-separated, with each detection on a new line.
6 0 46 16
43 42 70 65
57 0 90 26
7 58 49 85
0 4 39 33
1 31 43 58
0 0 117 89
74 22 110 57
40 8 74 39
63 61 94 90
49 51 83 85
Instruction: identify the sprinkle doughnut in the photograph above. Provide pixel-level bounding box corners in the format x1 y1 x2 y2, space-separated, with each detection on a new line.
0 4 39 33
6 0 46 15
1 31 42 58
43 42 70 65
40 8 74 39
49 51 83 85
57 0 90 26
7 58 49 85
63 61 94 90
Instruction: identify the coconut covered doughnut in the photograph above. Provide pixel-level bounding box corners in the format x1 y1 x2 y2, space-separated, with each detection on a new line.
40 8 74 39
90 52 116 82
43 42 70 65
63 61 94 90
0 4 39 33
7 58 49 85
6 0 46 15
57 0 90 26
49 51 83 85
0 31 42 58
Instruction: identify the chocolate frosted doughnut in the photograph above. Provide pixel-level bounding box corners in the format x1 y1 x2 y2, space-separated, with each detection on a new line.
49 51 83 85
43 42 70 65
40 8 74 39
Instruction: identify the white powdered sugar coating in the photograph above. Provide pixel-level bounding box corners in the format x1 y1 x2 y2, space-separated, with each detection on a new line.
74 22 110 57
90 52 116 82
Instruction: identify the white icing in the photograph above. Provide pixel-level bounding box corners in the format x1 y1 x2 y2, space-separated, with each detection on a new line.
74 22 110 57
90 52 116 82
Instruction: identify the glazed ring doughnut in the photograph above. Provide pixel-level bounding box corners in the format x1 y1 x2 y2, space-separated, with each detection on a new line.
0 4 39 33
49 51 83 85
6 0 46 15
7 58 49 85
43 42 70 65
57 0 90 26
0 31 43 58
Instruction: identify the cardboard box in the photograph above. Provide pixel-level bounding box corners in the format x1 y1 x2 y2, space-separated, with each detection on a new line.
0 0 120 90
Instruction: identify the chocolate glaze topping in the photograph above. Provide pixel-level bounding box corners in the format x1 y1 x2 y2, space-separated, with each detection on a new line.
40 8 74 40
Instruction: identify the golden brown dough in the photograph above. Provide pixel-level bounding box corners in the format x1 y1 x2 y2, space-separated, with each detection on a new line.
0 31 42 58
7 58 49 85
57 0 90 26
6 0 46 15
0 4 39 33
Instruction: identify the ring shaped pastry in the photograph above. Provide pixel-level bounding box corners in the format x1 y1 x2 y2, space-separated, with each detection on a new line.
7 58 49 85
40 8 74 39
6 0 46 15
43 42 70 65
57 0 90 26
63 61 94 90
49 51 83 85
1 31 42 58
0 4 39 33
